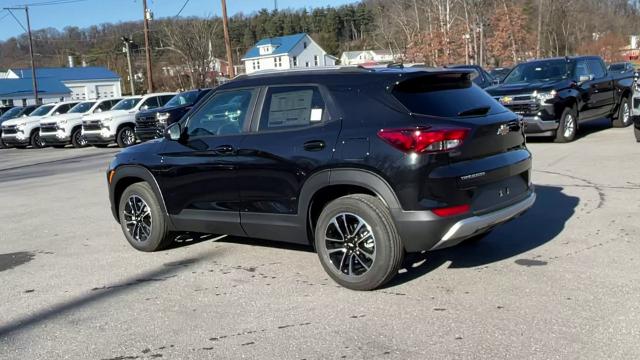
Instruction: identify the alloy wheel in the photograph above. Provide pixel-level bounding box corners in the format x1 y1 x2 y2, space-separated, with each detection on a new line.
75 131 87 147
121 128 135 146
123 195 152 242
563 114 575 139
623 102 630 125
324 213 376 277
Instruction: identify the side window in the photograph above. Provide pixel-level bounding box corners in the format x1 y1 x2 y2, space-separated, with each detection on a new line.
160 95 174 106
97 101 111 112
56 104 71 114
588 60 606 79
575 60 590 78
259 86 325 131
141 97 160 110
187 89 255 137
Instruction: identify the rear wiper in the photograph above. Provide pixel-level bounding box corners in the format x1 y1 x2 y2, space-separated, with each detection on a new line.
457 106 491 117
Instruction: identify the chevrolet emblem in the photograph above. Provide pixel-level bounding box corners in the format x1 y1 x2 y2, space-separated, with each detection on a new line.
497 124 510 136
500 96 513 104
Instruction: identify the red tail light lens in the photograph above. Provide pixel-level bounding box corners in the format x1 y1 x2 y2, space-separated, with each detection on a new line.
377 127 469 153
432 204 471 217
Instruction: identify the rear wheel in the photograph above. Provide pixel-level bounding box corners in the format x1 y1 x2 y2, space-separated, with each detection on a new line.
554 107 577 143
314 194 404 291
30 131 45 149
612 96 631 127
118 182 173 252
71 128 87 148
116 126 136 148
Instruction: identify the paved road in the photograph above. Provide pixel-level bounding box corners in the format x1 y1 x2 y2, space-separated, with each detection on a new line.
1 121 639 359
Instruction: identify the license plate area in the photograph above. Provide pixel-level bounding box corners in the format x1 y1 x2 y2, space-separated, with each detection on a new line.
472 174 528 213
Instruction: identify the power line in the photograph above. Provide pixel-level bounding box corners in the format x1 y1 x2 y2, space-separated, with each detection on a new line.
176 0 190 17
12 0 90 7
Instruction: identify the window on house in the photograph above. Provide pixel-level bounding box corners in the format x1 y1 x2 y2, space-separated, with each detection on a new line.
303 42 307 49
305 61 310 67
314 55 319 66
275 56 282 68
292 56 298 67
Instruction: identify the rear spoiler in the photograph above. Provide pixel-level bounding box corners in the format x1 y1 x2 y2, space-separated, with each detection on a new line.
389 70 474 93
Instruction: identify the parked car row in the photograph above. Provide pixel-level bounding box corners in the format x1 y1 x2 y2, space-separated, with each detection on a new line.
0 92 178 149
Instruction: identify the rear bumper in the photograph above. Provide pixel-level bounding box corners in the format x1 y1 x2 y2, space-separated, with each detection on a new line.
392 191 535 252
430 192 536 250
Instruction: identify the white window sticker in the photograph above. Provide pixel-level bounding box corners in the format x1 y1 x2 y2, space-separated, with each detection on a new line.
310 108 323 122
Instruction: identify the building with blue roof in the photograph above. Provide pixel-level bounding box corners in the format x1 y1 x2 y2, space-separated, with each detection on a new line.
241 33 337 74
1 66 122 106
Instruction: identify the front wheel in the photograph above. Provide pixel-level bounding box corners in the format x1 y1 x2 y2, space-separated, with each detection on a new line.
71 128 88 148
118 182 173 252
554 107 577 143
612 96 631 128
314 194 404 291
116 126 136 148
30 131 45 148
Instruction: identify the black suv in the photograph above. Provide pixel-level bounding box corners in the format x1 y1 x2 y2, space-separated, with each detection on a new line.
135 89 212 141
107 67 535 290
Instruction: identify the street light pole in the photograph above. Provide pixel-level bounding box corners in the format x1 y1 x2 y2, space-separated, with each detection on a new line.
142 0 154 93
221 0 235 78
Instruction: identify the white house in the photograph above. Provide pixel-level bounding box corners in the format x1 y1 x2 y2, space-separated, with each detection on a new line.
340 50 396 66
4 67 122 103
241 33 337 74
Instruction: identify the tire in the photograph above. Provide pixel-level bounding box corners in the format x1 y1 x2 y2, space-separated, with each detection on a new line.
118 182 173 252
30 131 45 149
71 128 87 148
116 126 136 148
612 96 631 128
314 194 404 291
554 107 578 143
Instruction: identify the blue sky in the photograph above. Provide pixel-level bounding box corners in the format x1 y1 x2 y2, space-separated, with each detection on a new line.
0 0 358 40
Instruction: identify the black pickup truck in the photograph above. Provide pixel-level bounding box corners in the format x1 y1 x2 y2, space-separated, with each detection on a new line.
486 56 634 142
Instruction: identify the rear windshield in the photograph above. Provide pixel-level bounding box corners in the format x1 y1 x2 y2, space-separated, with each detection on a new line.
392 73 506 118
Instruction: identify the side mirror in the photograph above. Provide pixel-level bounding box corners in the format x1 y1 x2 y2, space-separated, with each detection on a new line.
492 78 501 85
95 108 103 113
165 122 183 141
54 111 61 115
140 105 149 111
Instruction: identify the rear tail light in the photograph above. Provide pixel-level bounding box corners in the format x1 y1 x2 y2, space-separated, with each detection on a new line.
432 204 470 217
377 127 469 153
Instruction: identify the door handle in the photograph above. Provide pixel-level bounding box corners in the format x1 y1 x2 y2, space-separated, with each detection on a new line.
214 145 234 154
303 140 325 151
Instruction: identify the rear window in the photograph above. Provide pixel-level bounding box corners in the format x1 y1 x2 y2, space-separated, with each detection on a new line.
392 73 506 118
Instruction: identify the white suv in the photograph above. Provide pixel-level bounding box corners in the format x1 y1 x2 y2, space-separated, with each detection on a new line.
82 93 175 148
40 98 122 148
1 101 79 149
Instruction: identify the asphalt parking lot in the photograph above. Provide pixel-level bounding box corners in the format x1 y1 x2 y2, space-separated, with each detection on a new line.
1 119 639 360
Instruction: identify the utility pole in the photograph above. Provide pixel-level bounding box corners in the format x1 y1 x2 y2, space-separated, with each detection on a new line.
221 0 235 78
4 6 39 104
121 37 135 95
142 0 154 93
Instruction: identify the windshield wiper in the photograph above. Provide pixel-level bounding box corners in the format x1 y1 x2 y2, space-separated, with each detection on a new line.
458 106 491 117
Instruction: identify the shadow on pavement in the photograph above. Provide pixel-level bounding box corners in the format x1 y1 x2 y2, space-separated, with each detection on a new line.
0 248 222 339
383 185 579 288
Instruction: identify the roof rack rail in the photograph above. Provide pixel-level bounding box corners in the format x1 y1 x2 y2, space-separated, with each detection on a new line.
233 66 372 79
